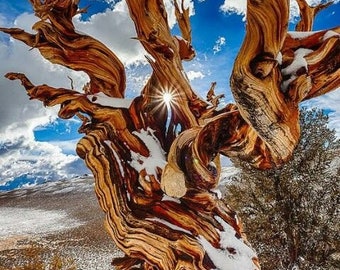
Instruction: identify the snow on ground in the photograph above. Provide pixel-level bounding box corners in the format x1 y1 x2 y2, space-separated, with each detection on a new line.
0 168 242 269
0 176 95 198
0 207 83 238
0 176 123 269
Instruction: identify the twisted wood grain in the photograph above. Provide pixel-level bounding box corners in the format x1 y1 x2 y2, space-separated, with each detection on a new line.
2 0 339 269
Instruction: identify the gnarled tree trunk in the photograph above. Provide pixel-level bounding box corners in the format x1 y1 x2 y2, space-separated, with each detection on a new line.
1 0 339 269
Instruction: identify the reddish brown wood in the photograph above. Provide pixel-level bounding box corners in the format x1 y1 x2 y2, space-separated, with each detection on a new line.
2 0 339 269
295 0 333 31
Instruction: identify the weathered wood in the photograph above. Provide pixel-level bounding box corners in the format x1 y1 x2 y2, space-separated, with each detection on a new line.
295 0 333 31
2 0 339 269
230 0 340 166
230 0 299 166
283 27 340 101
1 0 126 98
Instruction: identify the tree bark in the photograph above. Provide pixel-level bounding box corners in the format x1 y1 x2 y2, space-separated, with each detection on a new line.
1 0 339 269
295 0 333 31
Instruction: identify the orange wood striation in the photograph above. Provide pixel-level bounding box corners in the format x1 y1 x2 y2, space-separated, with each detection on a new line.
2 0 339 269
295 0 333 31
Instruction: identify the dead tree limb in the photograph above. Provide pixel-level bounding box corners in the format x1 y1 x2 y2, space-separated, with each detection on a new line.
2 0 339 269
295 0 333 31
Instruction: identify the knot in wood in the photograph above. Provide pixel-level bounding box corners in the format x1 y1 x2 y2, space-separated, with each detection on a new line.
148 30 158 42
250 52 277 79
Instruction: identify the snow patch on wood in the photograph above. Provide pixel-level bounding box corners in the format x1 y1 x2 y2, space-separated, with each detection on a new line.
105 140 125 177
129 128 166 175
281 48 313 92
323 30 340 41
87 92 132 108
288 31 320 39
146 217 192 235
198 216 257 270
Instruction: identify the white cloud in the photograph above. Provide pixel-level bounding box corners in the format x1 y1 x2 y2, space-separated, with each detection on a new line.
0 12 90 187
220 0 247 16
0 136 87 187
49 139 82 154
0 12 89 131
103 0 116 4
186 70 205 81
213 36 226 54
0 116 88 187
220 0 339 20
73 1 147 66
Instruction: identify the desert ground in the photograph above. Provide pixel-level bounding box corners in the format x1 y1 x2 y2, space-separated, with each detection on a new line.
0 176 123 270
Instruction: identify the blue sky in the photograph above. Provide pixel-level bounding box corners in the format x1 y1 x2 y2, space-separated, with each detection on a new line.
0 0 339 190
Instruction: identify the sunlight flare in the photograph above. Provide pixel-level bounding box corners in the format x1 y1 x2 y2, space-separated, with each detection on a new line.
162 92 173 106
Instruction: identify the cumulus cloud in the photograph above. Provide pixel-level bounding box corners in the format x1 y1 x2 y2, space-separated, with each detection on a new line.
0 114 87 188
220 0 340 20
0 13 90 130
186 70 205 81
0 12 90 187
0 135 86 187
73 1 147 66
220 0 247 16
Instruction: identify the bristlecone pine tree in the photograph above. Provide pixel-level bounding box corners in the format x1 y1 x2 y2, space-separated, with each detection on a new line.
225 108 340 270
1 0 339 269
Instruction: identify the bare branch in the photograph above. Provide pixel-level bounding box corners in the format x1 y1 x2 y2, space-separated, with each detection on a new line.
1 0 126 97
231 0 299 166
2 0 339 269
295 0 334 31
